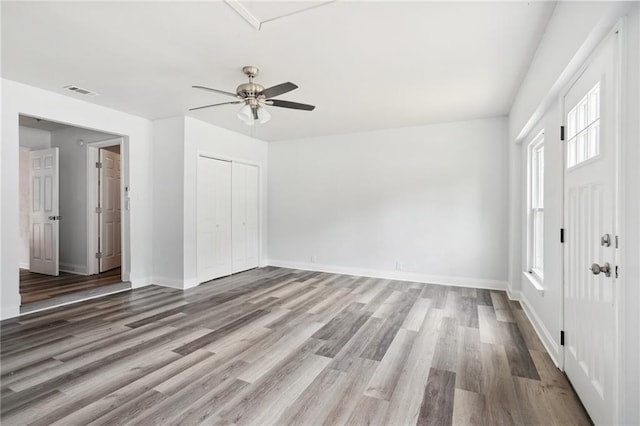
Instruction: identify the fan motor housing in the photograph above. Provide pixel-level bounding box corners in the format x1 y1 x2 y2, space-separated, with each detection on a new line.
236 82 264 99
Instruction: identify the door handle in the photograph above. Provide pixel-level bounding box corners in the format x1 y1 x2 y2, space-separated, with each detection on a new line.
590 262 611 277
48 215 61 221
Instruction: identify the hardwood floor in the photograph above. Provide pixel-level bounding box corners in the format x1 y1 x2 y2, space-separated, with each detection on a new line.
20 268 122 305
1 267 591 425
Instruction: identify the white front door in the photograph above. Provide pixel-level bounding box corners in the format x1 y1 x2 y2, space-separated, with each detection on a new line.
29 147 60 276
232 162 259 273
563 31 618 425
197 156 232 283
99 149 122 272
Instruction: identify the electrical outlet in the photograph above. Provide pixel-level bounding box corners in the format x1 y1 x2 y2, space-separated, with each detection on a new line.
395 261 402 271
311 255 318 263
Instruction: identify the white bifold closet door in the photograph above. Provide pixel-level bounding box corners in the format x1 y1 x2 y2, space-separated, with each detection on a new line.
197 156 232 283
232 163 259 273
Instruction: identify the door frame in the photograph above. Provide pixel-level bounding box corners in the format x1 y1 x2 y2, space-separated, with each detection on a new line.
559 21 624 423
86 137 127 280
196 151 263 279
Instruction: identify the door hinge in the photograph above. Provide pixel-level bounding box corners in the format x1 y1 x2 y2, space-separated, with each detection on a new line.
615 235 619 248
95 207 103 214
560 228 565 243
95 252 103 259
96 162 103 168
615 265 619 278
560 330 565 346
560 126 565 141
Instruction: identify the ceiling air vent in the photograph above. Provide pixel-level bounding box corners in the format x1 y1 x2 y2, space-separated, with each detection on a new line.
63 85 99 97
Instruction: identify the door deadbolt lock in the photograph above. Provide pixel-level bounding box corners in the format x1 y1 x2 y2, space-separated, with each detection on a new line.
590 262 611 277
601 234 611 247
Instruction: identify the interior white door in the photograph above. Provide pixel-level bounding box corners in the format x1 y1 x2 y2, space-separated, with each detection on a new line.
232 163 259 273
99 149 122 272
29 147 60 276
563 32 618 425
197 156 232 282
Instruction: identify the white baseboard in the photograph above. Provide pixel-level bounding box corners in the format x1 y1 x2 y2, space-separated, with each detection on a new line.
19 262 29 270
59 263 89 276
518 291 562 367
152 277 184 289
506 287 521 301
1 305 21 320
183 278 200 290
267 260 508 290
130 276 152 289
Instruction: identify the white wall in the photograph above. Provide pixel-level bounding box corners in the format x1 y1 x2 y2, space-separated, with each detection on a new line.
509 3 640 424
150 116 269 289
19 126 51 149
518 106 564 363
1 79 154 319
268 117 509 288
50 126 117 274
510 1 635 142
151 116 185 287
183 116 269 289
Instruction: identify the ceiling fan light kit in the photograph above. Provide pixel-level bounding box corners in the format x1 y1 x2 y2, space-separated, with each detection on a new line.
237 103 271 125
190 66 315 125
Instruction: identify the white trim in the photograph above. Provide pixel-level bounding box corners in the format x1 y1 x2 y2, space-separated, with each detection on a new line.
19 262 29 270
224 0 261 30
86 145 99 275
86 138 126 279
152 277 184 289
18 287 131 317
612 18 626 425
522 270 545 295
267 260 509 290
1 306 21 320
526 130 545 280
184 278 200 290
506 287 520 302
519 290 562 367
130 276 151 289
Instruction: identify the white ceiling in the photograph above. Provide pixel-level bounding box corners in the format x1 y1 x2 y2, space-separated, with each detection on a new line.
1 1 555 141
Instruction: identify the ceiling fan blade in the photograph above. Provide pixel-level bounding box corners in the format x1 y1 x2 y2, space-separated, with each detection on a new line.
267 99 315 111
192 85 239 98
189 101 243 111
260 82 298 99
252 107 259 120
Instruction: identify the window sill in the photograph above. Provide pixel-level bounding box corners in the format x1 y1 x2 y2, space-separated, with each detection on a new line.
522 271 545 295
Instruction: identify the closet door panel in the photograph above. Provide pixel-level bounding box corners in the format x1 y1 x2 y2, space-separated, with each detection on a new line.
232 163 259 273
197 156 232 283
244 164 259 269
232 163 247 273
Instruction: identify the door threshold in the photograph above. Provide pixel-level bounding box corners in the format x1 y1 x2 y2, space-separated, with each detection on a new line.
20 282 131 315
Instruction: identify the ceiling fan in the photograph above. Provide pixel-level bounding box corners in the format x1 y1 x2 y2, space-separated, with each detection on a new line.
190 66 315 125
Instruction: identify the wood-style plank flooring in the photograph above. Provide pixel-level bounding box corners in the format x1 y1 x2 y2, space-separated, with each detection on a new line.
20 267 122 305
1 267 591 425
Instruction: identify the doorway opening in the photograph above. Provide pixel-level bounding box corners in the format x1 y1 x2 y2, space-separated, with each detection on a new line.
18 115 130 310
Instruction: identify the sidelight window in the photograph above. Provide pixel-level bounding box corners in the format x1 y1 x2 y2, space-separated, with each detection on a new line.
528 131 544 280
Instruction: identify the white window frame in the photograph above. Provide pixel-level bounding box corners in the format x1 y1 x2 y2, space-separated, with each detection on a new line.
566 82 601 168
527 131 545 283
